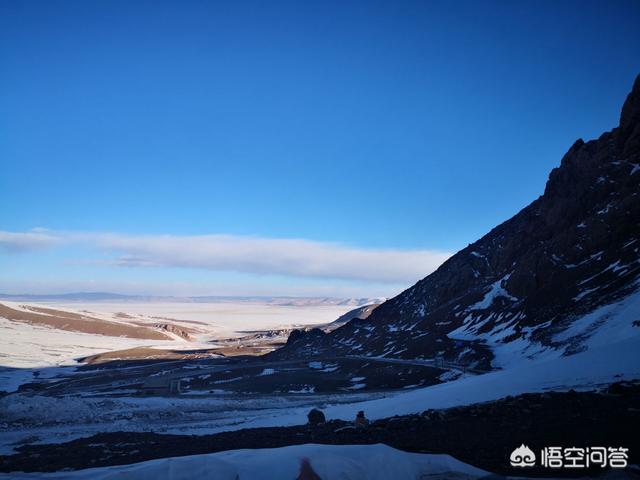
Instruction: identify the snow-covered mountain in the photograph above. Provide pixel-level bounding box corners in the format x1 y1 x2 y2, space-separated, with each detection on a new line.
274 75 640 370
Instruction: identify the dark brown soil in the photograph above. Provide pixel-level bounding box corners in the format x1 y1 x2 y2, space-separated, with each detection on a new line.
79 346 221 364
0 303 170 340
2 382 639 477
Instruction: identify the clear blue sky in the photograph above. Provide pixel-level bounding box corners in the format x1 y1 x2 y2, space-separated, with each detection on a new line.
1 0 639 297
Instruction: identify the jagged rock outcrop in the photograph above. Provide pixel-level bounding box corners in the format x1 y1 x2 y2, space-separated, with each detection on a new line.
272 75 640 369
150 323 194 341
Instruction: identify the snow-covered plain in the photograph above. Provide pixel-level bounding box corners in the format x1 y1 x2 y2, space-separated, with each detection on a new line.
39 300 354 338
0 316 197 391
0 299 377 454
1 443 490 480
0 300 354 391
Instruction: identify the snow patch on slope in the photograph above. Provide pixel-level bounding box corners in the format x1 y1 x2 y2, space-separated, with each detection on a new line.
467 274 517 311
556 286 640 347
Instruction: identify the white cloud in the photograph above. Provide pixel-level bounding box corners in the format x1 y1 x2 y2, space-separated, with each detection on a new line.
0 229 451 284
0 230 62 252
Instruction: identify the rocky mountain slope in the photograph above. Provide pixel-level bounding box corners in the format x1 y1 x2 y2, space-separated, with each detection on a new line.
272 75 640 369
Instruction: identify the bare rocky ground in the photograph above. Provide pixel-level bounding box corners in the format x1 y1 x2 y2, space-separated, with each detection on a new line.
2 382 638 477
13 355 447 397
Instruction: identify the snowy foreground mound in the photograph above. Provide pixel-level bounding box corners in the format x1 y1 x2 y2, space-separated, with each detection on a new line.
3 443 489 480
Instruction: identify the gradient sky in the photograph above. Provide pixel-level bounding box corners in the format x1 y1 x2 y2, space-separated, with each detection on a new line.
1 0 639 297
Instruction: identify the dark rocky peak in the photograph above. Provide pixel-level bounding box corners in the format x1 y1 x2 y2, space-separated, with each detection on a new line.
620 74 640 132
619 74 640 156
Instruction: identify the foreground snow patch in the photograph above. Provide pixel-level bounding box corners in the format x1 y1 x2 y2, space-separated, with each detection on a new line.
2 443 489 480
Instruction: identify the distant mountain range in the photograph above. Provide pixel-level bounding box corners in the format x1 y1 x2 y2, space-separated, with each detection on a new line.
0 292 135 302
273 74 640 369
0 292 383 307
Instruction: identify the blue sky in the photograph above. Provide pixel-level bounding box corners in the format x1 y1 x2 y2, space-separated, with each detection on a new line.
1 0 639 297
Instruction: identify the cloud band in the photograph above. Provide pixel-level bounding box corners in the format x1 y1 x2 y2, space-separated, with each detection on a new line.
0 230 451 284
